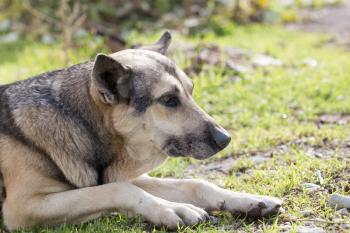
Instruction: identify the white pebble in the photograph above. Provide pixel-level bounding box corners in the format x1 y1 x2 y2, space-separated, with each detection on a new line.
301 183 321 192
329 194 350 209
337 208 349 216
301 210 312 217
297 226 325 233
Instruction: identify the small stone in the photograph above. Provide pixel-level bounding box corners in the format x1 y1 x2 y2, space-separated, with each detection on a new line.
235 172 243 177
228 76 241 82
318 114 350 125
279 207 286 214
250 155 270 164
337 208 349 216
301 210 312 217
297 226 325 233
341 223 350 229
314 152 323 158
198 45 221 65
301 183 321 192
226 60 250 73
329 194 350 209
209 215 219 224
41 34 55 44
184 17 200 28
0 20 10 32
346 141 350 148
304 221 313 226
252 54 283 67
0 32 18 43
279 224 292 232
302 58 318 67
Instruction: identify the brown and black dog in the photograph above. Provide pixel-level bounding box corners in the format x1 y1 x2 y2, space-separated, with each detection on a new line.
0 32 281 230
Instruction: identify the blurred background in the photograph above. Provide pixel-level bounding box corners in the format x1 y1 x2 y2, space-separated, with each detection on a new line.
1 1 350 232
0 0 347 65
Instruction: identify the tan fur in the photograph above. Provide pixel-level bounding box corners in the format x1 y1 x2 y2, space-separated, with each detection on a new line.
0 35 281 230
0 133 280 230
12 107 99 187
0 136 209 230
132 175 282 215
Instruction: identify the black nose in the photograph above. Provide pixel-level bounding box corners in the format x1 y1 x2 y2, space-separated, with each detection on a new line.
209 125 231 149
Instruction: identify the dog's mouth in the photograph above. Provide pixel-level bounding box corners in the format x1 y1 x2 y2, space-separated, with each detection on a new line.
161 125 231 160
162 135 225 160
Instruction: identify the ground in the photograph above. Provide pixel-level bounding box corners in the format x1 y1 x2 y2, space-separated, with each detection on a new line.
1 17 350 233
287 0 350 49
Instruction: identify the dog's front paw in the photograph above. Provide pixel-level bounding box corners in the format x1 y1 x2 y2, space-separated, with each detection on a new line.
250 195 282 217
217 191 282 218
136 198 208 230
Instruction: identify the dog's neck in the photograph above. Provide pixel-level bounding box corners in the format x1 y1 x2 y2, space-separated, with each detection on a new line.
103 141 168 182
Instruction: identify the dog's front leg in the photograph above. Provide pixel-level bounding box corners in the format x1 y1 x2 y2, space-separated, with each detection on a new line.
132 175 282 218
3 182 207 230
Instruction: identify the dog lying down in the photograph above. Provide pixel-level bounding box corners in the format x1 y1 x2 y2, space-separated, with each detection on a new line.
0 31 282 230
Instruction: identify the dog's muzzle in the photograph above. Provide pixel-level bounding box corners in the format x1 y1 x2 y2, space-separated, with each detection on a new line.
163 124 231 160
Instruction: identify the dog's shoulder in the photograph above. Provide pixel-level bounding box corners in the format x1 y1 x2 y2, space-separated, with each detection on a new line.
0 61 115 188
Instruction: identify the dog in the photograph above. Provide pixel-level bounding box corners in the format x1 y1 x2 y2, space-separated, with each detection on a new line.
0 31 282 230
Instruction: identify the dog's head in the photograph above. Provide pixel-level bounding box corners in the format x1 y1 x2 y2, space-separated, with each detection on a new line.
91 32 231 160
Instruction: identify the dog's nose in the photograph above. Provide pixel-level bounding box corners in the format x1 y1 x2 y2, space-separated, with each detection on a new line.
209 125 231 149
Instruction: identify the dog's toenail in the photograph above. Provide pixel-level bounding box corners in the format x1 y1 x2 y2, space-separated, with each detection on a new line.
258 201 267 208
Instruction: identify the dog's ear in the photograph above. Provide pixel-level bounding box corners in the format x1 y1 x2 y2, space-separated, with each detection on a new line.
139 31 172 55
92 53 130 105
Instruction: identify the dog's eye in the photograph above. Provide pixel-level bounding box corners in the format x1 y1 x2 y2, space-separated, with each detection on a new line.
159 95 180 108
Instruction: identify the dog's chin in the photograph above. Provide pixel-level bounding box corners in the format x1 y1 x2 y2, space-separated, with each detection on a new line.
189 147 219 160
163 142 219 160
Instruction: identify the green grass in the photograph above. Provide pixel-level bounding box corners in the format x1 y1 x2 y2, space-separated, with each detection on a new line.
1 25 350 232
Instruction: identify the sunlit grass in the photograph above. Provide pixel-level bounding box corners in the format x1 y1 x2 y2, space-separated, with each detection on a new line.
1 24 350 232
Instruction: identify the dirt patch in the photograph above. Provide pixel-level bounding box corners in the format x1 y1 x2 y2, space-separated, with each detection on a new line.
184 138 350 181
184 157 234 185
317 114 350 125
286 1 350 47
272 138 350 160
168 42 282 76
183 138 350 232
